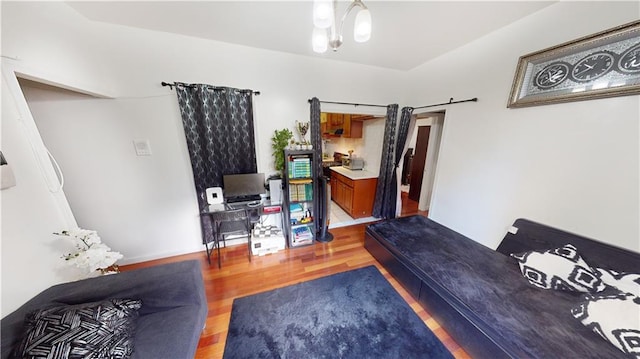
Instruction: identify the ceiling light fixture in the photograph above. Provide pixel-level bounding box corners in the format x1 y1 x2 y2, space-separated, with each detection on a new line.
312 0 371 54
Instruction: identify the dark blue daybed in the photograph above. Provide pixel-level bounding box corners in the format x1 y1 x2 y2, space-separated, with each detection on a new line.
365 216 638 359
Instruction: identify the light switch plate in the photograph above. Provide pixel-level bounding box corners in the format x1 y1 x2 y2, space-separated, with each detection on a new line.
133 139 152 156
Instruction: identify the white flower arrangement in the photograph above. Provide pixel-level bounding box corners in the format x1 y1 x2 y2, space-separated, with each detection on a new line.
55 228 123 274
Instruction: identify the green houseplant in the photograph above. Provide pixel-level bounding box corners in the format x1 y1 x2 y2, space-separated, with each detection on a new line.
271 128 293 175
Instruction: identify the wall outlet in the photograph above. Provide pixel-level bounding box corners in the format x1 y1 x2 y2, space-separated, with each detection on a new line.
133 139 152 156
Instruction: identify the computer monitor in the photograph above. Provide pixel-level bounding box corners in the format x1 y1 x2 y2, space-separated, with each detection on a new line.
222 173 265 200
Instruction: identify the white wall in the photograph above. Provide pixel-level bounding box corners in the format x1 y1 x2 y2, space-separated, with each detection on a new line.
1 73 83 316
406 1 640 251
1 2 405 314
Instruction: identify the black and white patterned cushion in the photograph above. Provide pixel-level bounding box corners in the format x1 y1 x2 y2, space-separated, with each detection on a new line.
597 268 640 296
511 244 606 293
14 298 142 359
572 292 640 357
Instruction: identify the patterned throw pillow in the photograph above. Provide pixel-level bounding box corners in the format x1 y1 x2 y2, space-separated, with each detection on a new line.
597 268 640 297
571 292 640 357
14 298 142 359
511 244 606 293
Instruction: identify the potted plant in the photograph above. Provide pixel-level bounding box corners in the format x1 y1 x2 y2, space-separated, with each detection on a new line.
271 128 293 175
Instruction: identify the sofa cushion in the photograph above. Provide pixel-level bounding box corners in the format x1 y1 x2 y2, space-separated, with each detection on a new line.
571 292 640 357
13 298 141 359
596 268 640 296
511 244 606 293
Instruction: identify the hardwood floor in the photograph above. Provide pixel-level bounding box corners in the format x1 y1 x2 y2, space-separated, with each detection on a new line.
121 194 470 359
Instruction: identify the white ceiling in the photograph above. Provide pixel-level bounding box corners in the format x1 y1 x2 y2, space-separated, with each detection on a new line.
67 1 554 71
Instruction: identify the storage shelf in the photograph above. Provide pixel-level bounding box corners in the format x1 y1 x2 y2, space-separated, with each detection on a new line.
289 199 313 204
283 149 317 248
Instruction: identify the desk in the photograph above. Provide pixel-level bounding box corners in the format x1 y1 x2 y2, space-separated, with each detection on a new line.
204 200 282 225
201 200 283 263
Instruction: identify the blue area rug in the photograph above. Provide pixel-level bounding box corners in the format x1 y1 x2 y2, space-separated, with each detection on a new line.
223 265 454 358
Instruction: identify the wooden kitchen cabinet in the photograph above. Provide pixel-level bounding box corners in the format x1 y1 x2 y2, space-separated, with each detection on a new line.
334 179 352 213
330 176 337 200
330 113 344 127
342 184 353 213
335 180 345 210
320 113 328 135
330 171 377 218
322 113 363 139
342 114 363 138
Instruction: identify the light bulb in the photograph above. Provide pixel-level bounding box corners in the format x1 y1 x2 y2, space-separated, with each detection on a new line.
313 27 328 53
353 8 371 43
313 0 334 29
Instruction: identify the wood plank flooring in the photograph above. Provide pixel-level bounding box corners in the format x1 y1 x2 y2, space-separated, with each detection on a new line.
121 194 471 359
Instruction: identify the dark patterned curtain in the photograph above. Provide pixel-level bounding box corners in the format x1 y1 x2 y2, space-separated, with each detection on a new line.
175 83 257 244
309 98 323 236
372 104 399 219
394 107 414 216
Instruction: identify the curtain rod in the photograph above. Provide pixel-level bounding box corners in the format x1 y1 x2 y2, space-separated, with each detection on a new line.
161 82 260 95
308 99 388 108
412 97 477 110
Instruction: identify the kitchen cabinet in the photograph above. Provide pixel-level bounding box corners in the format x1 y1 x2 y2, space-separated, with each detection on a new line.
333 177 353 213
330 169 377 219
321 113 363 138
331 113 345 127
343 115 363 138
330 176 336 199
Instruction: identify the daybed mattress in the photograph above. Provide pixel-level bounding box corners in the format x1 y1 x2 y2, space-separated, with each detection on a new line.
366 215 625 358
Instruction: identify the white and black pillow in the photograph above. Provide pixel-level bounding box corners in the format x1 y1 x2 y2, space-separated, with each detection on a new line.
511 244 606 293
572 292 640 357
14 298 142 359
596 268 640 297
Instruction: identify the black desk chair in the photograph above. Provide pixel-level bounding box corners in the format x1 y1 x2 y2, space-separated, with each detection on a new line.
205 208 252 268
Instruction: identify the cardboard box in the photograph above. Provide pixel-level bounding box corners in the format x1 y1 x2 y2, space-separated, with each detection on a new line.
251 234 285 256
251 224 285 256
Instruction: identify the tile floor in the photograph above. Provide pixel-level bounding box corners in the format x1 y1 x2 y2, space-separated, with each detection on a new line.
328 200 377 229
326 182 364 228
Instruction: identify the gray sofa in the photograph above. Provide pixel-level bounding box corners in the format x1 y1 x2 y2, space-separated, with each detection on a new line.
1 260 208 359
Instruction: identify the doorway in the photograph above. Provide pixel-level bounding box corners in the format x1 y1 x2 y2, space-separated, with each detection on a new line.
321 111 387 228
408 125 430 201
401 112 445 212
16 77 98 228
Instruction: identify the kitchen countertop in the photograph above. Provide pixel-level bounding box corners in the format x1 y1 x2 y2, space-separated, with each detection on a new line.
330 166 378 180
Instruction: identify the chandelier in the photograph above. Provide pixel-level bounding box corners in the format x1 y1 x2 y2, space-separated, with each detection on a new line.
312 0 372 53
